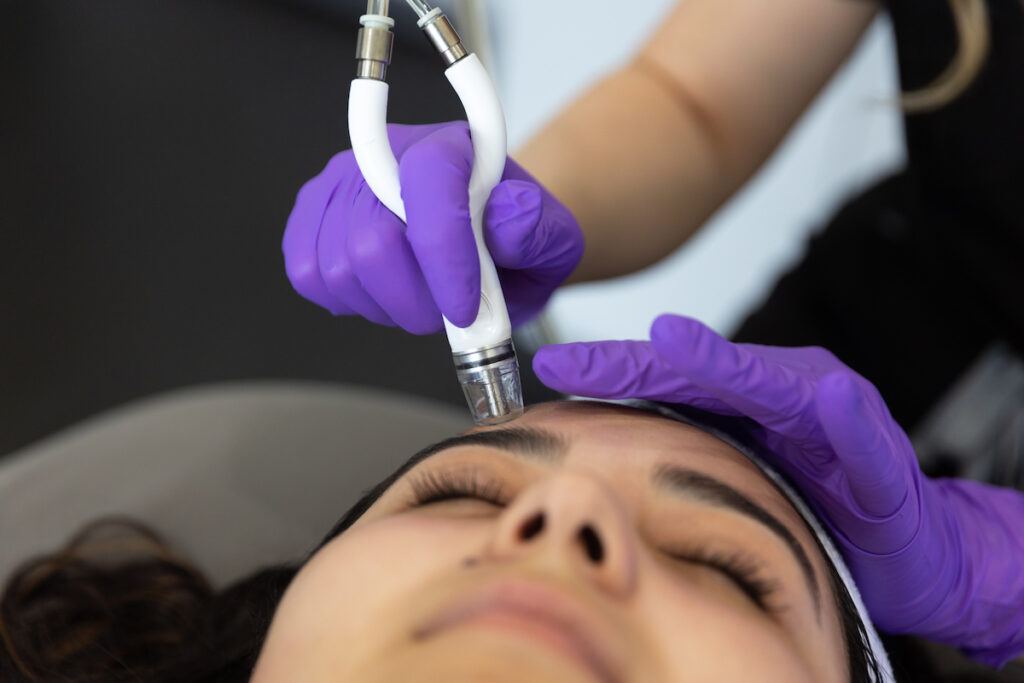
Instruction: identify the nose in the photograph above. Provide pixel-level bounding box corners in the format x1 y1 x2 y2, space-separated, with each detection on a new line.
487 471 636 597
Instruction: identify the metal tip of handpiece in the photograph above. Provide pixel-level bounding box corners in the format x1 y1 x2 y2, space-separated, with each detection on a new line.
454 343 525 426
464 372 524 424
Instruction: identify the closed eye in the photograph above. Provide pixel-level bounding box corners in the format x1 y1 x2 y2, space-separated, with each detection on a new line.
663 547 783 613
408 469 508 508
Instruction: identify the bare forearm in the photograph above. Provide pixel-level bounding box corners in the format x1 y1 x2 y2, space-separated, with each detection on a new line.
516 63 735 284
514 0 877 285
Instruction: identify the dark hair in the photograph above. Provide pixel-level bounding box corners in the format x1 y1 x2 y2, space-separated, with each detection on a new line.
2 443 886 683
818 530 883 682
0 518 297 682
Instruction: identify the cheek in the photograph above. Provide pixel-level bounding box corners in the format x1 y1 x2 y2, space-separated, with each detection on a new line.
633 565 819 683
256 516 486 680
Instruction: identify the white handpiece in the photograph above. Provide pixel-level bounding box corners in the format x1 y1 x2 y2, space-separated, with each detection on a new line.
348 2 522 426
348 55 511 353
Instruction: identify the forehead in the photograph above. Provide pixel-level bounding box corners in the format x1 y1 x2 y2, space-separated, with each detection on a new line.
477 403 762 480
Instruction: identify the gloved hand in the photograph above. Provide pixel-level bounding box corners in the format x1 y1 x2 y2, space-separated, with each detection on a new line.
534 314 1024 667
282 122 584 334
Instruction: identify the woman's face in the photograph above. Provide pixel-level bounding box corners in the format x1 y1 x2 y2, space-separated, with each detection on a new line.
252 402 848 683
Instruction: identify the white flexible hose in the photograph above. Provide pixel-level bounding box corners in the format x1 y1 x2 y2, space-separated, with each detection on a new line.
348 79 405 221
349 54 511 354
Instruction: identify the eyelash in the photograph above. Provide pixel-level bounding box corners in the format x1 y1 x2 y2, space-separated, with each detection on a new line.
407 469 781 612
666 548 781 612
409 469 508 507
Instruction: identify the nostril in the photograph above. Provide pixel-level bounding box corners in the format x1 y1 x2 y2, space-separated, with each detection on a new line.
578 525 604 563
519 512 545 541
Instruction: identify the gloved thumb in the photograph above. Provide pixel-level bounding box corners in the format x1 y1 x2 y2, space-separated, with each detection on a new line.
534 340 674 399
533 340 736 411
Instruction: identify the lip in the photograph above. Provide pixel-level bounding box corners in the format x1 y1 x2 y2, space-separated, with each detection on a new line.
413 577 625 683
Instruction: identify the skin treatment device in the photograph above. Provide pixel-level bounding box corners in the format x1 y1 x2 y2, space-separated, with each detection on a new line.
348 0 524 425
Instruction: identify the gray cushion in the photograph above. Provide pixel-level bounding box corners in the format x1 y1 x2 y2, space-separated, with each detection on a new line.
0 382 469 587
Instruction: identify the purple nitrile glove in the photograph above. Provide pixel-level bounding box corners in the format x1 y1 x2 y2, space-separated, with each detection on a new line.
535 314 1024 668
282 122 583 334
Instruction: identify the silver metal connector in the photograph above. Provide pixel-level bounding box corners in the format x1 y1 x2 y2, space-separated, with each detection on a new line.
403 0 469 67
356 2 395 81
453 341 525 425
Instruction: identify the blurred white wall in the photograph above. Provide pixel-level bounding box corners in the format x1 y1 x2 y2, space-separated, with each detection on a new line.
483 1 906 342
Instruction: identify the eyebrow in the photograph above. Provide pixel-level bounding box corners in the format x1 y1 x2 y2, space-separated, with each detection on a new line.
414 427 569 464
320 426 821 612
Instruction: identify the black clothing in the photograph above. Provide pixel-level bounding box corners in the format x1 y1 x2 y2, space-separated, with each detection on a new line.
734 0 1024 432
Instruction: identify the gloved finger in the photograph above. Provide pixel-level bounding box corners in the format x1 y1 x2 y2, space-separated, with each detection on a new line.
347 184 444 335
533 341 737 413
650 314 818 440
484 180 545 269
282 158 356 316
317 179 396 328
399 122 481 328
485 179 585 273
481 181 581 274
815 372 917 542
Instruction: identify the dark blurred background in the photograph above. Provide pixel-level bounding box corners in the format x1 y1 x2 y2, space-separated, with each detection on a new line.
0 0 554 456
